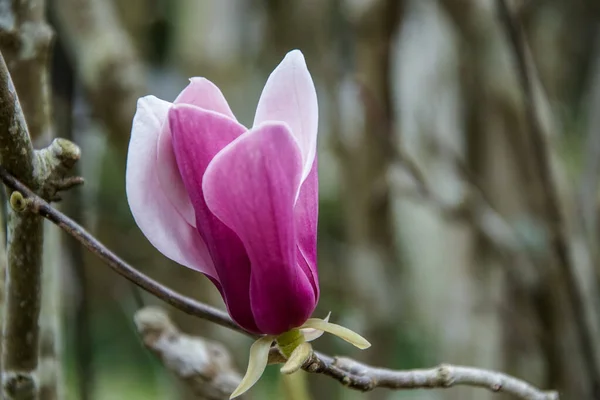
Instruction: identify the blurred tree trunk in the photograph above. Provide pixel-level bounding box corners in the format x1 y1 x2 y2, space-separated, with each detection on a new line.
39 224 64 400
393 3 494 400
438 0 594 398
337 0 406 382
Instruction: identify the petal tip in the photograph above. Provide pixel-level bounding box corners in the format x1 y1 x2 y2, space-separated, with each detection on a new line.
188 76 208 84
283 49 308 68
167 103 194 124
299 319 371 350
286 49 305 60
136 95 162 112
229 336 273 398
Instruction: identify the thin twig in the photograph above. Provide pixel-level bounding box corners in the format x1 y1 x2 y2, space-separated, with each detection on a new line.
0 167 559 399
496 0 600 394
0 164 244 336
305 354 558 400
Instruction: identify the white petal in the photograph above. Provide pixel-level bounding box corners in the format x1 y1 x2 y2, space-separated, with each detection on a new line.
126 96 217 279
253 49 318 182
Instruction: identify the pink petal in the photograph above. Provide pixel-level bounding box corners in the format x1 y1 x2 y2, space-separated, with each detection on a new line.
203 122 317 334
169 104 259 333
156 122 197 227
157 78 239 227
174 77 236 120
125 96 217 280
253 50 318 181
294 158 319 299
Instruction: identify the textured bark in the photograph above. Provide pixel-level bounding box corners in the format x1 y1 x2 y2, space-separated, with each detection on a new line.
335 0 405 382
0 36 79 399
134 307 243 400
0 48 42 399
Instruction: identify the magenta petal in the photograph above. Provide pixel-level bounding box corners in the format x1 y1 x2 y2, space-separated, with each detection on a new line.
174 77 236 120
125 96 217 280
169 105 260 333
203 122 317 334
294 158 319 299
157 121 197 227
157 79 240 226
253 50 318 181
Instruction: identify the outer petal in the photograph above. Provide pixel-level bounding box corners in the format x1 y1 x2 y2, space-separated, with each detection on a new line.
253 49 318 181
125 96 216 279
169 104 259 333
294 158 319 298
174 77 236 120
157 78 239 227
203 122 317 334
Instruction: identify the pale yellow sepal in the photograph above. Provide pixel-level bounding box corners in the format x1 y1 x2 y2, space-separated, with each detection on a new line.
280 342 313 375
300 312 330 342
230 335 274 399
300 319 371 349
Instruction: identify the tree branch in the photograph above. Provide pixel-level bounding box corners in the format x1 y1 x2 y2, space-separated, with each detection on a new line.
0 51 35 185
135 307 243 400
305 353 559 400
0 50 81 398
0 166 559 399
0 49 44 399
391 144 539 286
0 163 244 336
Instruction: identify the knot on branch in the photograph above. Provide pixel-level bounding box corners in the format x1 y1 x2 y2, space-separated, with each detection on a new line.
436 364 455 387
0 18 53 64
134 306 178 344
2 371 37 398
16 21 53 63
34 138 83 201
9 191 28 212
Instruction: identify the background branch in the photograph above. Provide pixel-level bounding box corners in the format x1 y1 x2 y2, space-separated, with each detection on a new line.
496 0 600 393
0 0 53 144
0 166 558 400
135 307 243 400
50 0 145 152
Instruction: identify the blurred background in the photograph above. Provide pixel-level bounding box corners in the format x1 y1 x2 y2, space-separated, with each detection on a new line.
19 0 600 398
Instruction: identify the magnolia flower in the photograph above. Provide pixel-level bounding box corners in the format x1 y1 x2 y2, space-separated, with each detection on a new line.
126 50 368 398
